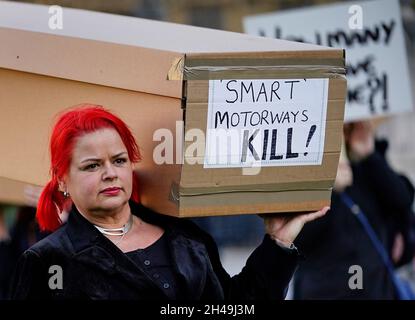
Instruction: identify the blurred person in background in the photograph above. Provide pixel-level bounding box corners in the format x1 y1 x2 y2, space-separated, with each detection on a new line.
192 215 264 249
293 120 415 299
0 185 49 299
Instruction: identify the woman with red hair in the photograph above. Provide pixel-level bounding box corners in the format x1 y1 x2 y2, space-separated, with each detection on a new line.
9 104 328 300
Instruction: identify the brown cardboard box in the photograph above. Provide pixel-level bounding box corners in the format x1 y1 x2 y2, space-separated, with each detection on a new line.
0 1 346 216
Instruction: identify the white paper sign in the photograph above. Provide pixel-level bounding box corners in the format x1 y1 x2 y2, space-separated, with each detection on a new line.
244 0 414 122
204 79 329 168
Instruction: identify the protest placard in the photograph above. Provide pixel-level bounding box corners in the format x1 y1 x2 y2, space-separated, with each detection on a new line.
205 78 328 167
244 0 413 121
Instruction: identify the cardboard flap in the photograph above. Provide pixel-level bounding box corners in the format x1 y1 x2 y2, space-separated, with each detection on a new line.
0 27 184 99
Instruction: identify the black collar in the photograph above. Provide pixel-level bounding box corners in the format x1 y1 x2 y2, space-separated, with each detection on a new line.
65 200 176 254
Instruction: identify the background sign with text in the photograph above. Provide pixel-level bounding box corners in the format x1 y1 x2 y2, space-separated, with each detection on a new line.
244 0 413 122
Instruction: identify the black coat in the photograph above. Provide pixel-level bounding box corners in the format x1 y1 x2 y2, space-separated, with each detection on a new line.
9 201 298 300
294 143 414 300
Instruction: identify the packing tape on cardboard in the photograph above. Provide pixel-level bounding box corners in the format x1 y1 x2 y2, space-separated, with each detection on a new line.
171 179 333 198
167 57 186 81
169 186 332 206
185 65 345 80
167 56 346 81
178 189 332 215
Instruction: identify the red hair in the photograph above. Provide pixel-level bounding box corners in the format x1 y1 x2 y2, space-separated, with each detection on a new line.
37 104 141 231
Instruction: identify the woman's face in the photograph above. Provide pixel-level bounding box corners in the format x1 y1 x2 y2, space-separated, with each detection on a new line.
62 128 133 217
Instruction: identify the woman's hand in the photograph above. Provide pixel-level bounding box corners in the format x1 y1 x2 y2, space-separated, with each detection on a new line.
263 207 330 246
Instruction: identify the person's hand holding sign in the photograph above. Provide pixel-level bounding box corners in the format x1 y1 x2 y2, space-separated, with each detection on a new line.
262 207 330 248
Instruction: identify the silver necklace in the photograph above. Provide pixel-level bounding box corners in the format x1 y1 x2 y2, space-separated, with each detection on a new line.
94 214 133 245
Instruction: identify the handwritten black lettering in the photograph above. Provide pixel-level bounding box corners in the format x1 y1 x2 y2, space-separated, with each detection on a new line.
225 80 238 103
215 111 229 129
256 82 268 102
285 80 300 99
241 81 255 103
271 81 281 101
301 110 309 122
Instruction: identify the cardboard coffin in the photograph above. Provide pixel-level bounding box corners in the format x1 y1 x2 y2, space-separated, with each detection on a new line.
0 1 346 216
